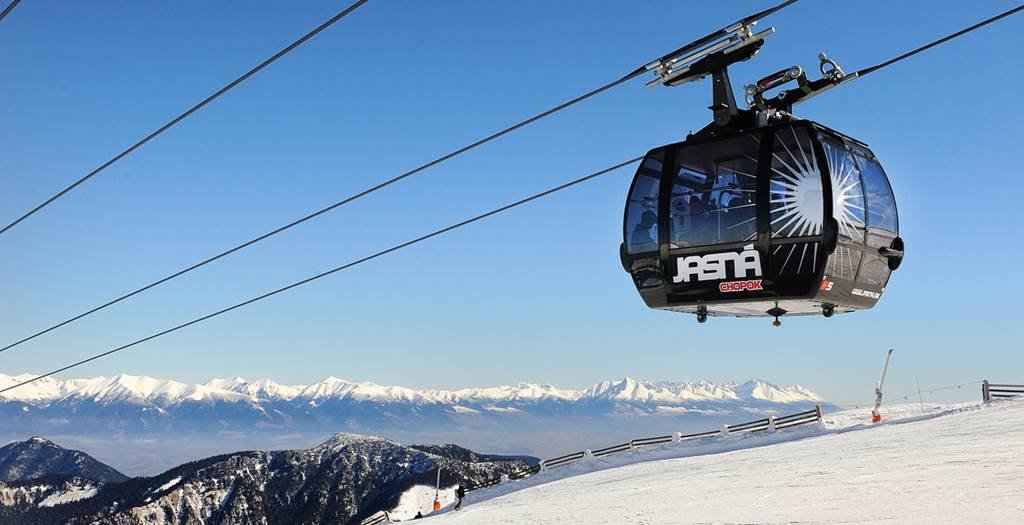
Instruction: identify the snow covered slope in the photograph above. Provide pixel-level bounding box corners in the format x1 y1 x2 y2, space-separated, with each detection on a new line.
430 401 1024 524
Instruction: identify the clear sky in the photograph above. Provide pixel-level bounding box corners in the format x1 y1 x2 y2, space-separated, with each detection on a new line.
2 1 1022 407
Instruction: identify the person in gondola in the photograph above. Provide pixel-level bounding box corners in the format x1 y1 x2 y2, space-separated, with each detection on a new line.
455 484 466 510
630 210 658 252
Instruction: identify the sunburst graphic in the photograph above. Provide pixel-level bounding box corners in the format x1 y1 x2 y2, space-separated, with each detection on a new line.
765 129 823 273
769 130 824 238
822 140 867 278
822 140 866 241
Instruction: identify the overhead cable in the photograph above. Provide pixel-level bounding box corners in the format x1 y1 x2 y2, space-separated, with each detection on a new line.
0 0 21 24
0 0 370 237
854 3 1024 78
0 0 802 354
0 156 642 394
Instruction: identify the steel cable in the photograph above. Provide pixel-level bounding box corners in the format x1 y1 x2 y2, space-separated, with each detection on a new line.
0 0 371 237
0 156 642 394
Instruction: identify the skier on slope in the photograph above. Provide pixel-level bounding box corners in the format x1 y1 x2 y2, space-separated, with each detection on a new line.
455 484 466 510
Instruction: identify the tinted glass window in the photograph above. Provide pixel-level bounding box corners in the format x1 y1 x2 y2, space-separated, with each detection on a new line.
625 152 662 254
774 241 821 275
821 138 866 243
857 155 898 234
826 246 863 281
770 126 824 238
669 135 758 248
859 255 890 288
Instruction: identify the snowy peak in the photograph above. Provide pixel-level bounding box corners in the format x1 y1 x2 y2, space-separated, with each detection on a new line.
0 372 825 409
734 379 824 403
581 377 821 406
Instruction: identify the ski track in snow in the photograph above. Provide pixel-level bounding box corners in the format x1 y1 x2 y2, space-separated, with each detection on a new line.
422 401 1024 524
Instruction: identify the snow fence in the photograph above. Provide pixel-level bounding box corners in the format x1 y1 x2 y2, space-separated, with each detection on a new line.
359 405 823 525
982 381 1024 402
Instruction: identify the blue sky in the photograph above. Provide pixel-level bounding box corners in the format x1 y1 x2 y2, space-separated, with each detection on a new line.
2 1 1022 407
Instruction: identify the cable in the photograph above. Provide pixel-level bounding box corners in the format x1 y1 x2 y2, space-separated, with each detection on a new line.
854 3 1024 78
0 156 642 394
0 0 20 24
0 0 802 354
881 381 983 406
0 0 370 237
0 75 633 355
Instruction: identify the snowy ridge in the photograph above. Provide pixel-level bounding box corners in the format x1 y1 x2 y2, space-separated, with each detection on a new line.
0 373 822 408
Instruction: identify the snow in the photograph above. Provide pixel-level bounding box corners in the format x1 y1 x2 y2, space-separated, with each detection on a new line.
37 485 98 507
0 372 822 409
389 484 457 520
428 401 1024 524
153 476 182 494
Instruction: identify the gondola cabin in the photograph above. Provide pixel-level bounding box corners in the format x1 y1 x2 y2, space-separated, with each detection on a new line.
620 120 903 324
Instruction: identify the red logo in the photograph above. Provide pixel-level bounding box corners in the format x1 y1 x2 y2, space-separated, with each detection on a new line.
719 279 763 293
820 280 834 292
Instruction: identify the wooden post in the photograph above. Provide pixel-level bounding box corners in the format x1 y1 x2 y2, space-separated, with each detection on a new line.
815 404 823 423
982 380 991 402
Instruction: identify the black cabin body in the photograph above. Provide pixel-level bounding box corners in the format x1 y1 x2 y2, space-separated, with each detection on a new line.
621 119 903 322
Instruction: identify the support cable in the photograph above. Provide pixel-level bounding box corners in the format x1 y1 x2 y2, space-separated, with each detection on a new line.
0 0 21 24
0 157 642 394
854 4 1024 78
0 0 801 354
0 0 370 237
881 380 983 406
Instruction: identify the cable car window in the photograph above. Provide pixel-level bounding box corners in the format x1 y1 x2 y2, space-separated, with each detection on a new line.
770 127 824 238
858 255 890 288
821 138 866 243
625 152 662 254
827 245 863 281
669 136 758 248
856 155 898 234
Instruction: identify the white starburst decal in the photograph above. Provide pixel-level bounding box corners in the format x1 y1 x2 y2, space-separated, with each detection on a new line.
769 129 824 239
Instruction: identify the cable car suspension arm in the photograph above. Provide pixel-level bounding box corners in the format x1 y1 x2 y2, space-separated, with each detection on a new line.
745 3 1024 116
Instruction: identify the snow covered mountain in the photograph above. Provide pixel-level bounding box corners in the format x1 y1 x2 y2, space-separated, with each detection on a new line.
0 437 127 484
0 433 531 525
0 372 822 410
1 372 828 475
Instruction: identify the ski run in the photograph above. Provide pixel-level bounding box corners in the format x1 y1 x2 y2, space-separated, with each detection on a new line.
398 400 1024 524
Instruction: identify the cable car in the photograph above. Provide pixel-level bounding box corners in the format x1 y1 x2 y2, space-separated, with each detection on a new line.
620 23 903 325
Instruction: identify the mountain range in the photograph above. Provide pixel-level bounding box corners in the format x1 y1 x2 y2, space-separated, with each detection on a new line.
0 373 822 410
0 434 531 525
1 373 828 475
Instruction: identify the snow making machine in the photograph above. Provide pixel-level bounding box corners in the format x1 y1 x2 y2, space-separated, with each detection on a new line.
620 18 903 326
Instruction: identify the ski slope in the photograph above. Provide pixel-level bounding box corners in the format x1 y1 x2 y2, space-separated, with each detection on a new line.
427 401 1024 524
